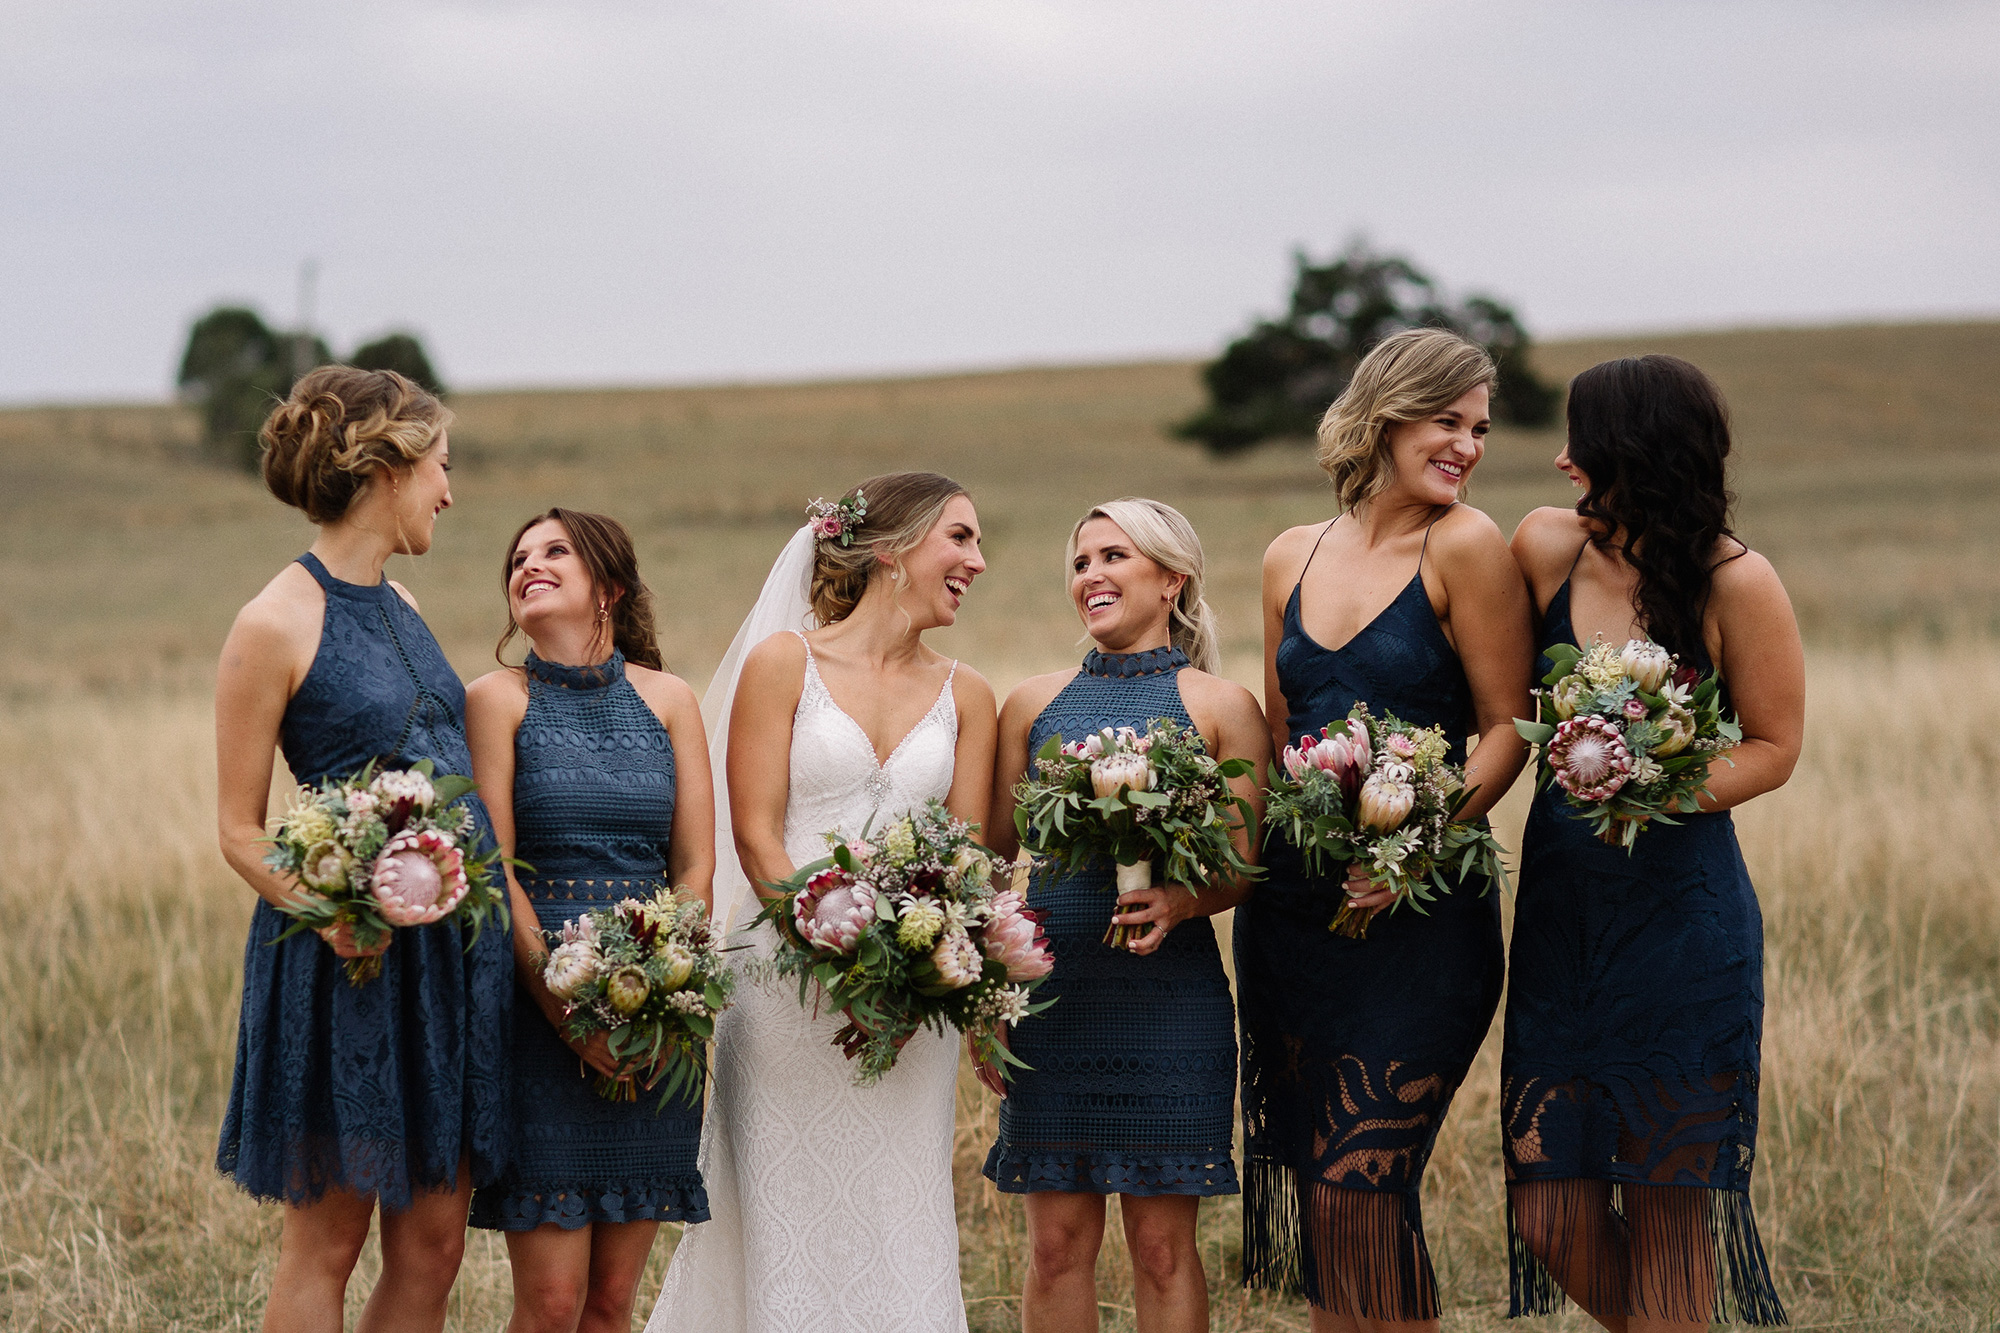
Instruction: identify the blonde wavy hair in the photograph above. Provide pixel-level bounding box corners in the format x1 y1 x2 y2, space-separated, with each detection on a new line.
1066 497 1221 674
1315 328 1496 512
259 366 452 524
808 471 969 625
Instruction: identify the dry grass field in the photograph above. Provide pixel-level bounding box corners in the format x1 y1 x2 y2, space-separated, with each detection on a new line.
2 322 1998 1329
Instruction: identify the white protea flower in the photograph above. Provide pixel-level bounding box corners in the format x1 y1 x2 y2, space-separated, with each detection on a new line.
1620 640 1675 694
369 768 437 812
543 940 601 1001
298 841 353 892
930 929 983 989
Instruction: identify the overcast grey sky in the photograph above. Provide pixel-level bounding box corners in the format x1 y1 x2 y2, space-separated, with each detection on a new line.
4 1 1995 402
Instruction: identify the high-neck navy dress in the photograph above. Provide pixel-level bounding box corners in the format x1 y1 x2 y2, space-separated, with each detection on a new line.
470 650 709 1231
1236 517 1505 1319
982 646 1240 1197
217 552 513 1209
1499 565 1784 1324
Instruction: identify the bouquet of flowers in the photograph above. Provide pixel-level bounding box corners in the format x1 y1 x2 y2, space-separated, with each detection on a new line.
755 800 1055 1086
264 759 509 984
1514 637 1741 849
1264 704 1508 938
540 888 734 1108
1011 719 1258 949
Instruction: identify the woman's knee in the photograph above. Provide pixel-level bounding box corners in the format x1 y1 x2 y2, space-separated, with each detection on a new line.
515 1271 588 1332
1028 1212 1102 1281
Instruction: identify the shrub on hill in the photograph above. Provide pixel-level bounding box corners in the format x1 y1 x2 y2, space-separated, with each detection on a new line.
1177 240 1559 455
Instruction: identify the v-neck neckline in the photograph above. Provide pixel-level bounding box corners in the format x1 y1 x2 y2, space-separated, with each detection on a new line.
804 652 953 770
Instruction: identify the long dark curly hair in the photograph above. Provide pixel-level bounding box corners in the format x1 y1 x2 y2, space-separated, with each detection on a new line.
1566 355 1740 661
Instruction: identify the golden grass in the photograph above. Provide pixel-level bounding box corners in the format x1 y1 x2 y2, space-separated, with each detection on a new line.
2 647 1995 1329
2 322 1998 1327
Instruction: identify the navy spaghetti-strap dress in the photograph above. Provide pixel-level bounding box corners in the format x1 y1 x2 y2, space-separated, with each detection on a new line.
217 552 513 1209
982 646 1239 1197
1499 570 1784 1324
470 650 708 1230
1236 517 1504 1318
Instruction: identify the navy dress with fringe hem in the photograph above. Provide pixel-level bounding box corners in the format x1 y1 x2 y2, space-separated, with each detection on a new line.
981 647 1240 1198
1235 517 1505 1320
1499 574 1785 1325
216 552 514 1210
468 650 708 1231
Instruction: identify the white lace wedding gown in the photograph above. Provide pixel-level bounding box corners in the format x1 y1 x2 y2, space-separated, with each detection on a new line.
647 637 968 1333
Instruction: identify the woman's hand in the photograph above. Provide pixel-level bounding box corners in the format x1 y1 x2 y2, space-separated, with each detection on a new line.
1113 882 1199 956
316 918 390 959
534 995 627 1082
969 1025 1011 1099
1341 863 1395 918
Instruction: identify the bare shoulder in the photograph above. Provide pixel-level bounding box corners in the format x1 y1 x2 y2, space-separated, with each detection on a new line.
1262 521 1331 582
947 660 996 716
1000 668 1079 733
1176 668 1265 730
1708 542 1790 609
1429 503 1509 560
625 662 700 718
465 668 529 723
1510 506 1590 584
228 562 324 654
386 579 421 613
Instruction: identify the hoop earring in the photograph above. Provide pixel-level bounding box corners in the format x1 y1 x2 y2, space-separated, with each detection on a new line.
596 601 608 624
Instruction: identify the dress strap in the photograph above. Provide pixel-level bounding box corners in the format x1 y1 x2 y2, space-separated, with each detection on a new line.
1565 540 1589 580
1416 503 1457 577
1295 517 1338 592
943 659 959 688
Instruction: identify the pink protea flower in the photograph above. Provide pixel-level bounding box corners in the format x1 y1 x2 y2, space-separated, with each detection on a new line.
1357 772 1416 832
370 828 469 926
795 869 875 954
1286 720 1372 797
1386 733 1418 761
1548 716 1634 801
981 891 1054 982
930 929 983 989
1622 698 1649 720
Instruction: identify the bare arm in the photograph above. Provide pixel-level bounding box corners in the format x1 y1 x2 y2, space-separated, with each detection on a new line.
1699 551 1804 811
1431 508 1533 822
1261 527 1316 758
985 671 1076 865
630 666 718 911
945 666 998 836
213 570 384 955
727 635 808 902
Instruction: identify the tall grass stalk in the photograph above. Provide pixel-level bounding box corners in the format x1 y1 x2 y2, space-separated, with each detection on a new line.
2 645 1995 1328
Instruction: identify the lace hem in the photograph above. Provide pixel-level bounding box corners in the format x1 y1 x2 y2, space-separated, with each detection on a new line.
1507 1180 1786 1324
1240 1159 1438 1318
981 1147 1238 1197
469 1174 711 1232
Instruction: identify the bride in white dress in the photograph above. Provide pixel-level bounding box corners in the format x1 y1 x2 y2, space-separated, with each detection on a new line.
648 473 997 1333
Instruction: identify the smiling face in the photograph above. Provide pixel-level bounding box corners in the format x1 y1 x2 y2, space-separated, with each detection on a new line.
384 433 454 555
1554 438 1591 492
1070 516 1183 653
1383 385 1490 507
507 518 607 641
887 494 985 630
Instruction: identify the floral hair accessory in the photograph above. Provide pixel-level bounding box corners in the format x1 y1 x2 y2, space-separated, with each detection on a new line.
805 491 868 546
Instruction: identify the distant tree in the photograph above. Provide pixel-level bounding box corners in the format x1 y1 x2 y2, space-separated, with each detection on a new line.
1176 241 1559 455
350 332 445 396
176 306 331 470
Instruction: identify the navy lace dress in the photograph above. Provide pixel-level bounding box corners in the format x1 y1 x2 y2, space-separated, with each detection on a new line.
470 650 709 1231
217 552 513 1209
982 646 1239 1197
1236 518 1505 1318
1499 572 1784 1324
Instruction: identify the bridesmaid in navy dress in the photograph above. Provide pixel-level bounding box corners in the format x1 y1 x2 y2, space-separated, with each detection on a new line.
213 367 512 1331
976 498 1269 1333
465 509 717 1333
1503 356 1802 1328
1237 329 1534 1327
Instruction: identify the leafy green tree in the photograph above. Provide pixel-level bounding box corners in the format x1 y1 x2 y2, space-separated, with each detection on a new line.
350 332 445 396
1176 241 1558 455
176 306 331 470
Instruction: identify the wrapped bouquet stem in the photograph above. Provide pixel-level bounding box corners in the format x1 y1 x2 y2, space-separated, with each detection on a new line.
1264 704 1507 939
1013 720 1257 949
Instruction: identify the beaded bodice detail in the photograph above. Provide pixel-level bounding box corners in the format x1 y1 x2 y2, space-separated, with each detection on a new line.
1029 657 1192 760
781 635 959 865
513 649 676 886
279 552 478 789
1080 645 1190 679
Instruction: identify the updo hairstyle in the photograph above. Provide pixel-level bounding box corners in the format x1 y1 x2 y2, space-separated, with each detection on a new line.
809 471 969 626
1566 355 1740 661
260 365 452 524
1067 498 1221 673
1315 328 1496 512
495 507 665 671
